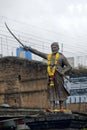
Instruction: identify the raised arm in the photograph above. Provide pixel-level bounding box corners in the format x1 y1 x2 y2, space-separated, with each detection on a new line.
5 23 48 60
24 45 48 59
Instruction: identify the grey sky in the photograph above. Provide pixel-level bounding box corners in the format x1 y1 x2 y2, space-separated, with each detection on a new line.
0 0 87 59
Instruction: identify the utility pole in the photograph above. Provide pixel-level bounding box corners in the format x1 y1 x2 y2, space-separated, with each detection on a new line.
61 43 63 53
6 36 9 56
0 37 3 57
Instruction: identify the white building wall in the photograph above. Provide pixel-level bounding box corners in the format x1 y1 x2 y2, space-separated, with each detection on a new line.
65 75 87 103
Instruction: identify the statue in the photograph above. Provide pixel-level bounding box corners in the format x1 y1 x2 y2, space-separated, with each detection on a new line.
24 42 72 110
5 23 72 111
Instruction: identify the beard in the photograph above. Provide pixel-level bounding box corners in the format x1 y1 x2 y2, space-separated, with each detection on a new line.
51 46 58 54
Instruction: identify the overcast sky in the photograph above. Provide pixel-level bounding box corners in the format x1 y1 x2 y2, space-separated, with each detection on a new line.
0 0 87 59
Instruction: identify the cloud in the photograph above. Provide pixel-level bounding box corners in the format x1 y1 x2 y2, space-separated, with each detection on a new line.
1 0 87 57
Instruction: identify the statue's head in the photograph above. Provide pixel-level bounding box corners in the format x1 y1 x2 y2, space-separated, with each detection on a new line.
51 42 59 54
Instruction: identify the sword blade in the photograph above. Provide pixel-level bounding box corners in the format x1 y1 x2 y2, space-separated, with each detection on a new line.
5 22 25 47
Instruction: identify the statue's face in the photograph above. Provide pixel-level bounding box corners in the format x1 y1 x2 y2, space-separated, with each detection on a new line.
51 43 59 54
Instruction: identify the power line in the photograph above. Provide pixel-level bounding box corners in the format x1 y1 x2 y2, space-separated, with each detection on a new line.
0 16 87 57
0 31 87 56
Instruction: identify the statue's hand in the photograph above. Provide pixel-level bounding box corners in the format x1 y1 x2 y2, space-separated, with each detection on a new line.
24 45 29 51
56 67 64 76
60 71 64 76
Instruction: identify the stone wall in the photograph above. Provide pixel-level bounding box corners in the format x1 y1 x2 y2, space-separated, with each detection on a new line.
68 103 87 112
0 56 48 108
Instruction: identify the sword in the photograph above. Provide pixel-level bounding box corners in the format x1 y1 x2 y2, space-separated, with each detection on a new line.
5 22 25 47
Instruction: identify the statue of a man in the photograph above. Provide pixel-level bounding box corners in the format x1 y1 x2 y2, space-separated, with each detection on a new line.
5 23 71 110
24 42 71 110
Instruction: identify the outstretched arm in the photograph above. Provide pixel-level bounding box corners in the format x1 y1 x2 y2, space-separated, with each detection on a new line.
24 45 48 59
5 23 48 60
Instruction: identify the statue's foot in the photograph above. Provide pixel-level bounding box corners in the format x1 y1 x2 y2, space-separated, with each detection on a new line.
43 109 72 113
59 108 72 113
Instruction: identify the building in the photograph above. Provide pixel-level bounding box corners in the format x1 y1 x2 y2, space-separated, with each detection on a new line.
67 57 74 68
16 46 32 60
65 73 87 112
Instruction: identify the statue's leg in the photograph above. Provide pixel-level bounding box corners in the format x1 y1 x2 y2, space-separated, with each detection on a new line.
59 100 63 109
50 101 55 110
